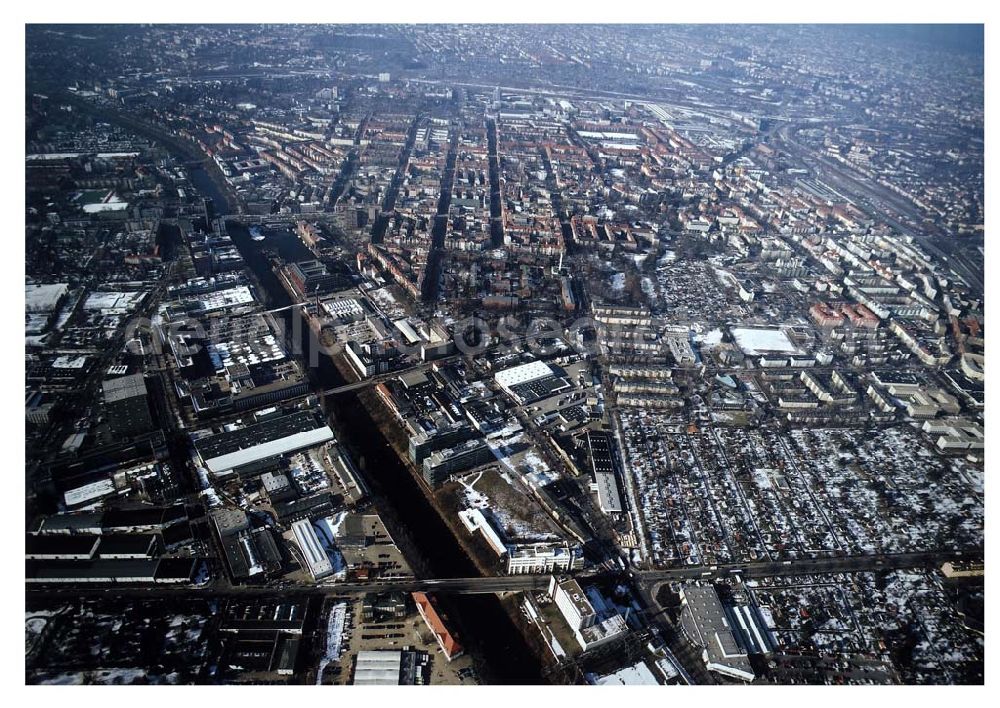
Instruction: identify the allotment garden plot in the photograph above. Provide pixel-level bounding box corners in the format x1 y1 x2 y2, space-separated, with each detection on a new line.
619 411 983 567
746 570 982 684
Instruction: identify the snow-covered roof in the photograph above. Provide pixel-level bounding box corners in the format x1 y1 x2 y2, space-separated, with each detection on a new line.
589 661 660 686
25 283 69 313
494 360 555 389
200 426 334 475
731 327 800 355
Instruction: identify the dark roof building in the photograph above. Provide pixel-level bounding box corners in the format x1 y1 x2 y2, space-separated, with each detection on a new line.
102 374 154 437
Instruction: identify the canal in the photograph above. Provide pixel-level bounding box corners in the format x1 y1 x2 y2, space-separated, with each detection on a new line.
187 166 546 684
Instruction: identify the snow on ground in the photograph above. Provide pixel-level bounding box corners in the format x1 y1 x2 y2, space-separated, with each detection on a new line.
461 486 490 510
609 272 625 291
164 614 207 647
191 561 211 586
318 510 348 538
757 605 777 629
315 602 348 685
657 250 677 266
25 616 48 636
200 488 222 508
313 514 348 579
40 669 153 685
522 451 558 488
713 266 738 287
38 674 85 686
549 636 567 659
193 464 211 490
486 429 559 488
748 570 981 682
731 327 799 355
458 472 489 507
458 469 558 542
288 451 330 494
693 327 724 347
368 287 406 319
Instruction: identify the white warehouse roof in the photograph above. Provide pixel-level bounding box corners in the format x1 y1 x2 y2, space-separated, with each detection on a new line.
354 650 403 685
26 283 69 313
494 360 554 389
291 519 334 580
201 426 334 475
594 471 623 514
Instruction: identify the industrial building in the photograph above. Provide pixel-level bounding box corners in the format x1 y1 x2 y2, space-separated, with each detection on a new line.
494 360 571 405
353 650 428 685
171 311 309 418
25 534 100 560
211 508 283 582
194 410 334 476
422 438 494 487
408 422 476 465
552 577 596 631
273 492 337 523
678 585 756 682
922 417 985 451
361 592 408 622
344 339 396 379
261 471 296 503
506 543 583 575
102 374 154 437
34 505 189 536
24 557 197 585
458 508 508 556
284 259 348 298
458 508 582 575
26 530 166 564
291 519 334 580
587 431 623 514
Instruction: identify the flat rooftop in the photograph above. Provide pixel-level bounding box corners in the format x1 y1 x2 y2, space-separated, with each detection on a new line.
195 411 329 463
680 585 755 681
588 431 623 513
494 360 555 388
731 327 800 356
558 578 596 619
354 650 403 685
102 373 148 403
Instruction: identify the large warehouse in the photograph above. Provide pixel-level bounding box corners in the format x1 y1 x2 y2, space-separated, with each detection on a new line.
291 519 334 581
587 431 623 514
195 411 334 476
493 360 571 405
353 650 427 685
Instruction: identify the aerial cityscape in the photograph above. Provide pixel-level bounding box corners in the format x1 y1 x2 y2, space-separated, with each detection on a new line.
23 23 984 686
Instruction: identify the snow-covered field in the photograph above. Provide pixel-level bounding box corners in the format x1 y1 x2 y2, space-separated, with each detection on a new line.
731 326 800 355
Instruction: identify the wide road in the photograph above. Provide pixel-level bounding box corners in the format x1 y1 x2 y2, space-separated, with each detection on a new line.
27 548 978 602
636 549 978 584
25 573 552 600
